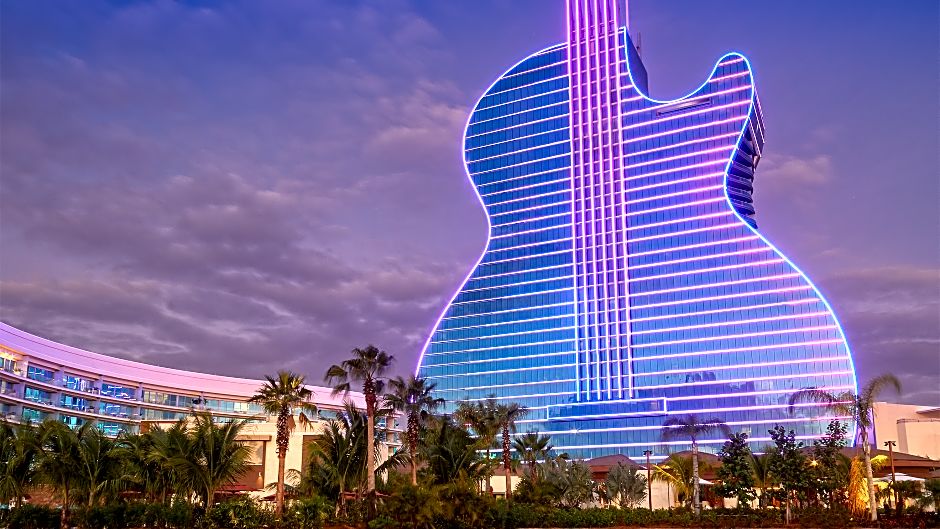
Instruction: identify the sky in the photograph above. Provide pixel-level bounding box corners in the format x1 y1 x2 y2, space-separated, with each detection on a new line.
1 1 937 405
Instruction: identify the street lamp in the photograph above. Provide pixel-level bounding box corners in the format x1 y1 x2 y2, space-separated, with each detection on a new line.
643 450 653 510
884 440 898 509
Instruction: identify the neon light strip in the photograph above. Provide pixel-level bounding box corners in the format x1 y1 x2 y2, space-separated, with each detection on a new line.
627 211 731 232
622 115 747 145
465 113 567 140
624 184 724 205
620 85 751 117
465 263 570 283
490 223 569 240
625 132 740 158
625 197 724 216
429 324 576 345
423 337 574 357
434 376 576 393
626 172 724 194
441 301 572 322
632 311 832 336
624 146 735 170
634 355 847 378
630 272 801 298
466 126 568 153
482 237 569 253
481 176 569 198
423 350 574 367
427 362 577 379
456 370 853 399
708 71 750 84
469 102 569 128
633 285 813 310
632 325 838 349
628 258 785 283
478 166 569 189
449 286 572 306
631 338 844 363
469 139 569 165
469 153 569 177
630 298 819 323
628 235 759 258
435 313 572 335
621 100 750 131
479 74 567 99
535 413 853 434
487 189 569 208
630 245 769 270
625 159 729 181
473 87 568 114
459 274 571 294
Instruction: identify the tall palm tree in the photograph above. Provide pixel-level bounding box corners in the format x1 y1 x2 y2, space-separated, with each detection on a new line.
250 370 318 517
454 400 500 492
421 416 487 486
384 375 444 485
660 414 730 516
325 345 395 493
146 419 193 503
788 373 901 522
495 402 527 498
35 420 83 529
513 431 553 480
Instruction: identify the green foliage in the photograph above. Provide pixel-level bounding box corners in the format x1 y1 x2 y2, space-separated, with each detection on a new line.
810 420 849 506
3 504 60 529
653 454 696 507
603 462 647 508
376 483 442 529
715 432 756 507
541 459 596 508
420 416 486 487
283 496 330 528
203 497 276 528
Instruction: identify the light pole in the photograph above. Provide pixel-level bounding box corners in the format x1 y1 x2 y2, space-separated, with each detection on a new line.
643 450 653 510
884 440 898 509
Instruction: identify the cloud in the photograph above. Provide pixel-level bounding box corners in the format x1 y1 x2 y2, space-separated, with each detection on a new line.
820 266 940 405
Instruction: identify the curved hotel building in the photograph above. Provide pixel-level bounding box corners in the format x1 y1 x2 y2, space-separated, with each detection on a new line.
417 0 858 460
0 322 391 493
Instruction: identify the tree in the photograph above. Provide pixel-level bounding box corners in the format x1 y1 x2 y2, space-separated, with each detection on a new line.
421 416 486 487
715 432 756 508
542 459 595 508
495 402 527 498
145 419 194 503
513 432 554 481
811 420 850 506
325 345 394 493
653 454 695 507
34 420 83 529
75 426 123 507
788 373 901 522
605 462 647 507
766 425 809 524
169 413 251 510
250 370 318 517
454 400 500 492
660 414 730 515
0 421 37 508
385 375 443 485
749 452 774 509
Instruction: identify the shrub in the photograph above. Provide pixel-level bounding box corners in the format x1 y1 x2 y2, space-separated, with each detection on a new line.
5 504 60 529
284 496 331 529
203 497 275 528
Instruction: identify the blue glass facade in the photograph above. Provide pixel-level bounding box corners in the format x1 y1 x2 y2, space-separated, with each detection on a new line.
417 0 857 460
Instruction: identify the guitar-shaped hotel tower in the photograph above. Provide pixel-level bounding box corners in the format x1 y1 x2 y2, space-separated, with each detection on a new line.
417 0 857 458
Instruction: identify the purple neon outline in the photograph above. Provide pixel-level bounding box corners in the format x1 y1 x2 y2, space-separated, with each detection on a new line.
416 19 859 449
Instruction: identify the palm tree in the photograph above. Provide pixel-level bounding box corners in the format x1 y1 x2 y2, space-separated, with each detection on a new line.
325 345 395 493
513 431 554 480
146 419 193 503
0 421 37 508
653 454 695 507
169 413 251 509
250 370 318 517
495 402 527 498
76 427 123 507
454 400 500 492
660 414 730 516
421 416 487 487
788 373 901 521
35 420 83 529
605 462 647 507
749 452 774 509
384 375 444 485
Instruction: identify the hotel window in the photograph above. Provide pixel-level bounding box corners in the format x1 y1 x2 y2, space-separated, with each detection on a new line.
98 421 125 437
63 374 96 392
23 387 52 406
100 383 136 400
141 390 195 408
22 408 46 423
26 366 54 384
60 394 90 412
61 415 85 429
